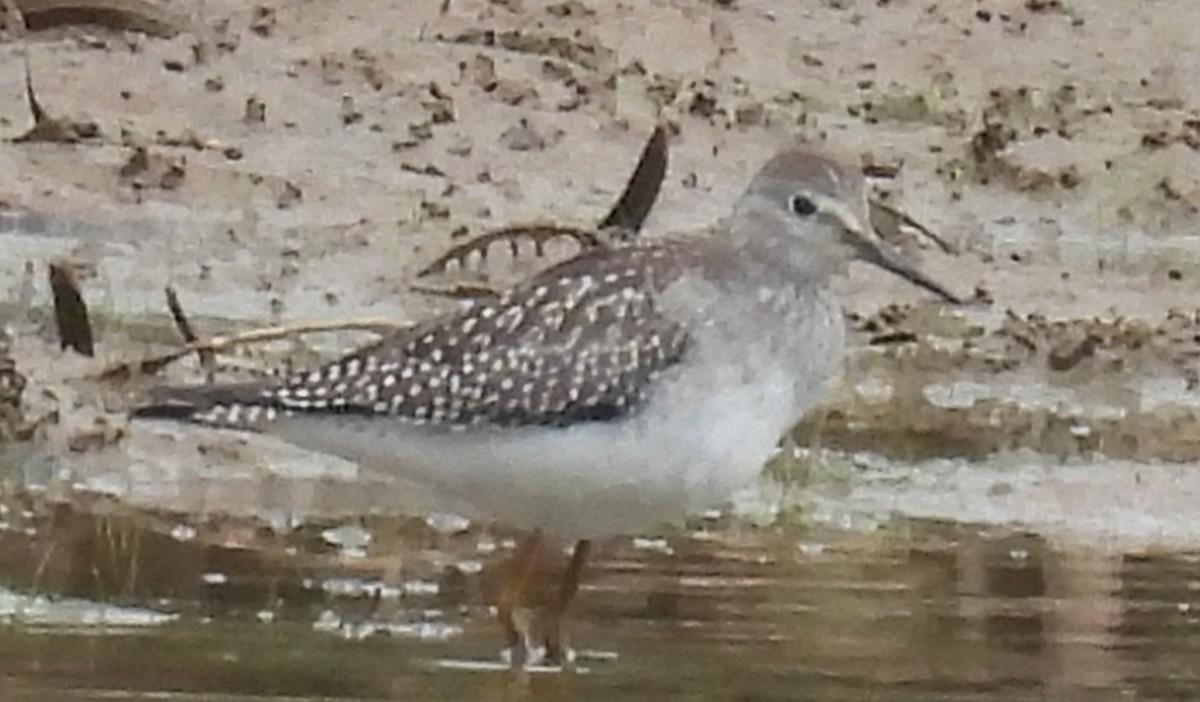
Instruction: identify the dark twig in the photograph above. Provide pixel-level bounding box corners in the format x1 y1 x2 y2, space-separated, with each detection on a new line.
23 57 44 124
598 124 669 236
12 58 98 144
48 261 95 357
164 286 198 343
164 286 215 377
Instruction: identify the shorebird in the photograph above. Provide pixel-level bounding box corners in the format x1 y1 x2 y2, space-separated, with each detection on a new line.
132 145 960 666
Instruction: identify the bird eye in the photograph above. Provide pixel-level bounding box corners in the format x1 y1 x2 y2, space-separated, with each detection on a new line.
790 194 818 217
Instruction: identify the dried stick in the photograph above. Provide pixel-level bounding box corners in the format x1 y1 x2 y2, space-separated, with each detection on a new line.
96 318 411 381
868 200 958 255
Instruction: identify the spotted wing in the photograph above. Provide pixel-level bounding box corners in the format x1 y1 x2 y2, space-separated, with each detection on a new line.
135 243 691 429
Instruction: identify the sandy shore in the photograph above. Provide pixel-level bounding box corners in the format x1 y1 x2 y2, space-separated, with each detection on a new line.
3 0 1200 547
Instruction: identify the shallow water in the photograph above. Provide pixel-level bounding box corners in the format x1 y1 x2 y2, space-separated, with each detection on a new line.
1 492 1197 702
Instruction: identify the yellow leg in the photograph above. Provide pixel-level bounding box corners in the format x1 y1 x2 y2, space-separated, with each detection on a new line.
545 539 591 665
497 531 543 666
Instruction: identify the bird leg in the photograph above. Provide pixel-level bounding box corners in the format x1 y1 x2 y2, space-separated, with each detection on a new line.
543 539 591 665
497 530 543 667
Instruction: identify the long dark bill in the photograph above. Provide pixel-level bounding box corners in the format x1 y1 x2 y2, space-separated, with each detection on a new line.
851 234 963 305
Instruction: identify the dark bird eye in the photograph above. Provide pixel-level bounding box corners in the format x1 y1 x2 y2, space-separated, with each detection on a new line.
790 194 818 217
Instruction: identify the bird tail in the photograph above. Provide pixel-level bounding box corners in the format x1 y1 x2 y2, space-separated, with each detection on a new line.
130 381 281 430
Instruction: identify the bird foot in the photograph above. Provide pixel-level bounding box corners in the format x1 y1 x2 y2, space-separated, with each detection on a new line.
545 643 577 667
500 643 548 669
499 640 577 670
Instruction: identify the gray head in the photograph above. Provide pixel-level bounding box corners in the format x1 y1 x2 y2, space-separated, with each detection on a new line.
730 149 960 303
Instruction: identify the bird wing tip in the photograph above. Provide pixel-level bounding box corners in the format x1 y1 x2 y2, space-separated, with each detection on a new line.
128 401 199 421
128 381 273 423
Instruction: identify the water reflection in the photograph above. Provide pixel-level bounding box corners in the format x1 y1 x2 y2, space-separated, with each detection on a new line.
0 491 1198 701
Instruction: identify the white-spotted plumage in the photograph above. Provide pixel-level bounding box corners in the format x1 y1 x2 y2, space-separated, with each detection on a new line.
184 243 690 429
135 148 957 538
